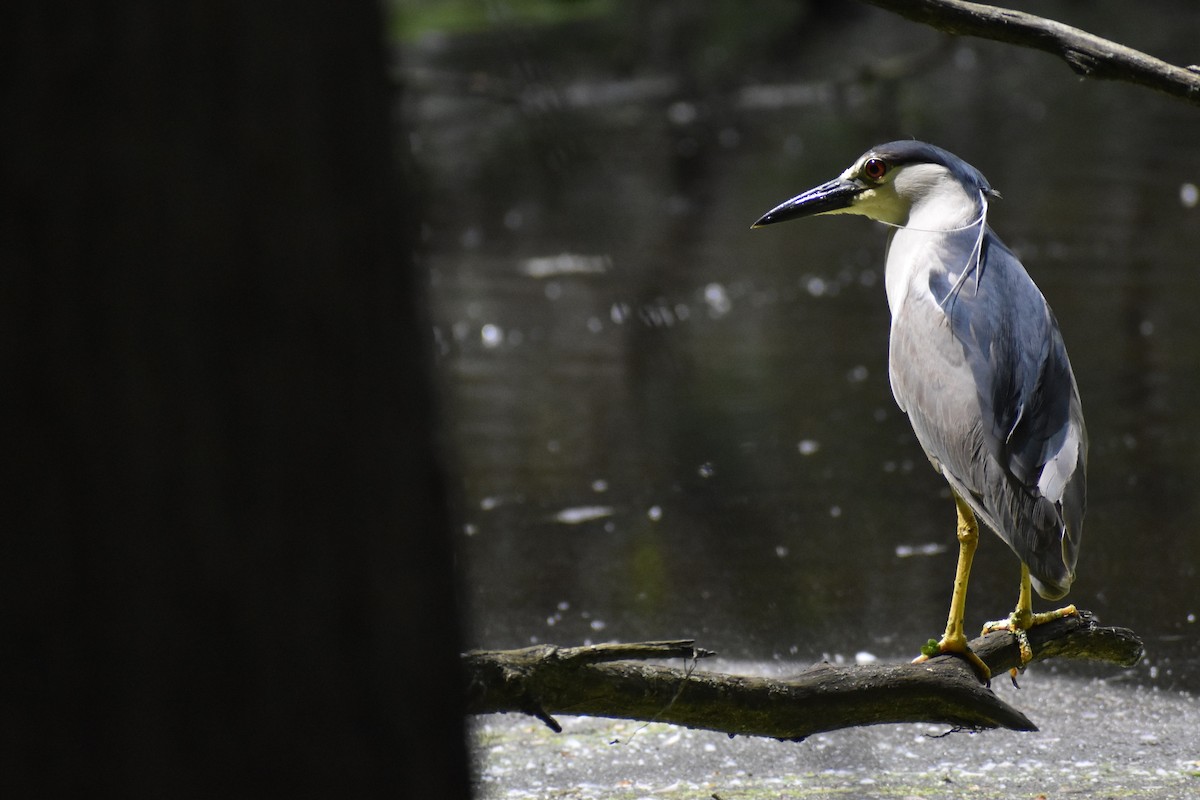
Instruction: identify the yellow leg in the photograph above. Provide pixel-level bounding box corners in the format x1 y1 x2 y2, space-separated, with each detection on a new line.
983 564 1078 667
913 493 991 682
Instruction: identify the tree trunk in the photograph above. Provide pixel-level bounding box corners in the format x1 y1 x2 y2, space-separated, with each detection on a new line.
2 3 468 797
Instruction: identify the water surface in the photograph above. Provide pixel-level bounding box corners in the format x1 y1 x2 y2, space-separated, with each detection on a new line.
402 1 1200 691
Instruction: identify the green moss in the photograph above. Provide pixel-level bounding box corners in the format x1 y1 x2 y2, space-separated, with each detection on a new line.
388 0 614 41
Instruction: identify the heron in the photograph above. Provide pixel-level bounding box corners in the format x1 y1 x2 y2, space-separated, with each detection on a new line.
752 141 1086 682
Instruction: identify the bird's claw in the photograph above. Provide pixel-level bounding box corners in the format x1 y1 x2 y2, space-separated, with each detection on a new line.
912 635 991 685
982 603 1077 668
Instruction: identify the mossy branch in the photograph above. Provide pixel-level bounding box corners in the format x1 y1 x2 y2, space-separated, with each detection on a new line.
463 610 1142 741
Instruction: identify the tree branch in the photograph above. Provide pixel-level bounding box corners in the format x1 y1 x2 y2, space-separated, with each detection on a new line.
859 0 1200 107
464 610 1143 741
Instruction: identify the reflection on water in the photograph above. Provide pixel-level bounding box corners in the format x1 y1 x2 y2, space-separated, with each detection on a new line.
402 2 1200 691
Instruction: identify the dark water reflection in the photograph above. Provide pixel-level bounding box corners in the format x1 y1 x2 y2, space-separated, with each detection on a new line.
403 2 1200 690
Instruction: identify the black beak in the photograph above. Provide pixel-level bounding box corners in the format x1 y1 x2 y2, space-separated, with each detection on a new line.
751 177 863 228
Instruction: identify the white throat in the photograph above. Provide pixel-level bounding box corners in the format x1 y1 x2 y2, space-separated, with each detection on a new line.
882 166 990 315
893 163 984 231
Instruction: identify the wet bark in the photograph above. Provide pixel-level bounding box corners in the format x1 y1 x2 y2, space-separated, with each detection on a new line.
860 0 1200 107
464 610 1142 741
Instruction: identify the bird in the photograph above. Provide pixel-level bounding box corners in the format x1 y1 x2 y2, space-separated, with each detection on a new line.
752 141 1087 682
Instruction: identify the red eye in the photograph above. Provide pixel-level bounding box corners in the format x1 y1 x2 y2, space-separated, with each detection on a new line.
863 157 888 181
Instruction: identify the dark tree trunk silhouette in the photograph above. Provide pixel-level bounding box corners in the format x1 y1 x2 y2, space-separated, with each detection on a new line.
2 3 468 797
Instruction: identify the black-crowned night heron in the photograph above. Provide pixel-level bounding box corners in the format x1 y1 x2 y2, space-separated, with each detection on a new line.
753 141 1086 682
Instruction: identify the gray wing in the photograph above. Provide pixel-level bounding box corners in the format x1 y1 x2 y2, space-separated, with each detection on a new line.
888 230 1086 599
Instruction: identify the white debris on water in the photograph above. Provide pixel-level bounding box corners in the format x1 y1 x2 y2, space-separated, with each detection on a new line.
480 323 503 348
804 276 829 297
471 672 1200 800
552 506 614 524
895 542 948 557
1180 182 1198 208
703 283 731 318
518 252 611 278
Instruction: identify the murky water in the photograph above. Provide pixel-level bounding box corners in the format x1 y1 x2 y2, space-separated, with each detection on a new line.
402 2 1200 691
471 669 1200 799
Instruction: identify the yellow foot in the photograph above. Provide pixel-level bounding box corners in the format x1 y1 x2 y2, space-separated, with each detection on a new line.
912 634 991 684
982 604 1078 666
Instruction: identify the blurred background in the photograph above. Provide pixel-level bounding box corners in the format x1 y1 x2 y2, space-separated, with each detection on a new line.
396 0 1200 691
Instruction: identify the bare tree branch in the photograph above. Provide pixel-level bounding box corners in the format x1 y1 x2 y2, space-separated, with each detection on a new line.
859 0 1200 107
464 610 1143 741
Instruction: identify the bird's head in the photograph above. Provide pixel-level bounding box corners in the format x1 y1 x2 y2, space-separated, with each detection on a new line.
752 141 997 231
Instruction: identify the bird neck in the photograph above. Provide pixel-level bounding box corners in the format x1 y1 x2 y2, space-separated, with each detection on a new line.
883 206 987 316
903 182 985 232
